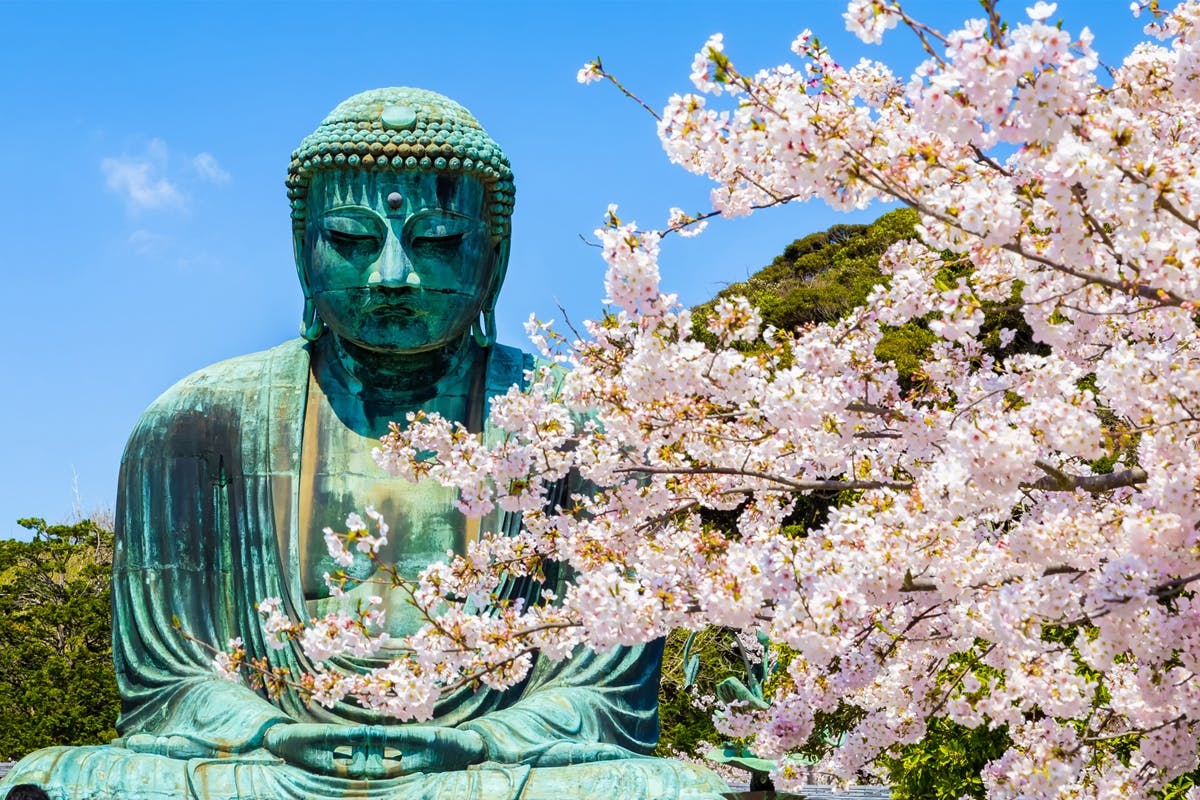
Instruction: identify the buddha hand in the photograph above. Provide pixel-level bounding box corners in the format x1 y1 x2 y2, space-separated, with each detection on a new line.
117 734 227 760
263 723 487 778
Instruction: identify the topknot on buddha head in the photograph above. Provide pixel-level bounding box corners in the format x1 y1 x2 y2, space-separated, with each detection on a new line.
286 87 515 243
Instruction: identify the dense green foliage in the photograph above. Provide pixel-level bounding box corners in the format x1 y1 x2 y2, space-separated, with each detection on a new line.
879 719 1011 800
693 208 920 333
690 206 1043 382
656 627 749 758
0 518 119 760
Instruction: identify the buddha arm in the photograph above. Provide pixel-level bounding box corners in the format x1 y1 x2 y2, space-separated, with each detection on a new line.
460 638 665 766
112 377 294 755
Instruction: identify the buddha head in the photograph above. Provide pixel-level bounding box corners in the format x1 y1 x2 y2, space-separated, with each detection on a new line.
286 88 515 353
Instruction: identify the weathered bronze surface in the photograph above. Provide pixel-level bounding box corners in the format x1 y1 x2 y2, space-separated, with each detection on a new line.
1 89 728 799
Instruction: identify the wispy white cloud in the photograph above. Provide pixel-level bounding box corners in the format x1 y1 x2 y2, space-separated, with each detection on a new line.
192 152 231 184
101 138 186 212
127 229 172 256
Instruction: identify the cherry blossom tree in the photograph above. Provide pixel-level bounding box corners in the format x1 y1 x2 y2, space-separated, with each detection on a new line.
217 1 1200 797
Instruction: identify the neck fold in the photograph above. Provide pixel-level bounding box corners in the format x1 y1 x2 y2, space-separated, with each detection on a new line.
318 333 484 403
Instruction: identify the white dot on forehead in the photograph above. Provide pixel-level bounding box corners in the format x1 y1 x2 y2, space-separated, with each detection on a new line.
386 192 403 210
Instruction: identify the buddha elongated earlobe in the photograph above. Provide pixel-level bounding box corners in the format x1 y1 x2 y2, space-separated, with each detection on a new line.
301 296 325 342
472 238 508 349
472 307 497 348
295 227 324 342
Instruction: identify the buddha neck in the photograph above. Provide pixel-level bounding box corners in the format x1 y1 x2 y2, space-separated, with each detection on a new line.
316 332 485 406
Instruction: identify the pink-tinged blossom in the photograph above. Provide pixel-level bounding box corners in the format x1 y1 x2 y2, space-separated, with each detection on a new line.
691 34 728 94
844 0 900 44
577 62 602 85
667 207 709 237
1027 1 1057 21
213 638 243 682
298 610 390 664
322 527 354 568
257 598 294 649
354 505 389 554
597 214 665 315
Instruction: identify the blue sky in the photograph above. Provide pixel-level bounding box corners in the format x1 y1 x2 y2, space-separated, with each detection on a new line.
0 0 1149 535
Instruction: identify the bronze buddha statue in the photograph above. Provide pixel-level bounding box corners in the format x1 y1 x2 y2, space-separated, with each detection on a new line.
0 88 727 800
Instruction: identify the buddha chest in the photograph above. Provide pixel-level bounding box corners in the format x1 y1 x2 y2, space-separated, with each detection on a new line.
295 364 481 640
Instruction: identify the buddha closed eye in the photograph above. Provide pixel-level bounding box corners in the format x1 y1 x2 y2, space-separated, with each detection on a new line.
322 209 476 258
323 210 385 261
405 211 477 262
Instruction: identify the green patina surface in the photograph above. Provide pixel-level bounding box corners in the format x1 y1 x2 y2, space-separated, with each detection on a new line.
1 88 728 800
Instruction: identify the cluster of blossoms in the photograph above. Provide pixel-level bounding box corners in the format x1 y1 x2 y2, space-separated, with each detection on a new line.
212 511 582 720
212 2 1200 798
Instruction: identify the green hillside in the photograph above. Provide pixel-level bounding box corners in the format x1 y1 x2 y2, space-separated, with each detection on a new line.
694 208 920 330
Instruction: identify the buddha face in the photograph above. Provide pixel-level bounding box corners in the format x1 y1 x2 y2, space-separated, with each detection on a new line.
301 169 498 353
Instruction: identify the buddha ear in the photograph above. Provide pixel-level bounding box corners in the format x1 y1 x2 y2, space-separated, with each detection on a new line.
487 237 511 311
293 228 307 289
473 238 510 348
294 227 325 342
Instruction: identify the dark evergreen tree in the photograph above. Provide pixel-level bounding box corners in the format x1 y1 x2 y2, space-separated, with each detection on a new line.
0 517 118 760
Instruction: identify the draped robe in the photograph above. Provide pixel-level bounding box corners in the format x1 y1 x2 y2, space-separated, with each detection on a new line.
1 340 727 800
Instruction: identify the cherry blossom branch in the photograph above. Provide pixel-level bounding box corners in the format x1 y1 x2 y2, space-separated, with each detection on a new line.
620 461 1149 497
837 139 1195 308
889 1 950 64
1026 461 1148 492
614 465 910 492
578 58 661 121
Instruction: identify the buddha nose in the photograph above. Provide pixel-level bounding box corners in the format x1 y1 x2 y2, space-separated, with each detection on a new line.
367 231 421 288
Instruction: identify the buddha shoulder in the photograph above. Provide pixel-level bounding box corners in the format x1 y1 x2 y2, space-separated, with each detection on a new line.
121 340 309 461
